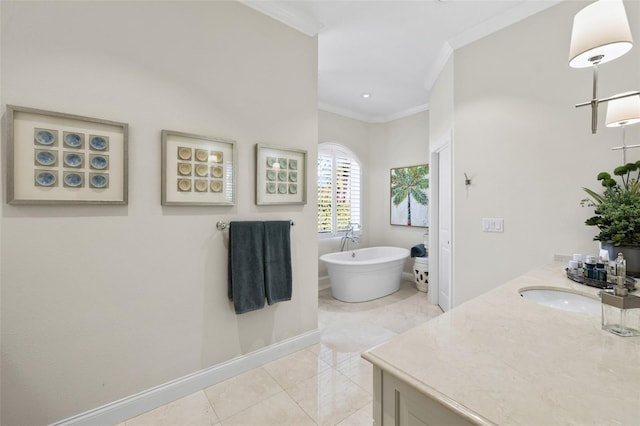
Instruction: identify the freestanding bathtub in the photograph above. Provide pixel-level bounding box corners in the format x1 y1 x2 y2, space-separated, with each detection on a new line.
320 246 409 302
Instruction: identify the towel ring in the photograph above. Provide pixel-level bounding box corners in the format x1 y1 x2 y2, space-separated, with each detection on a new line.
216 220 294 231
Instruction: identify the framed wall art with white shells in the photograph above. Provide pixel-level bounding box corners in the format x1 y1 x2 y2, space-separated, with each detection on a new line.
255 144 306 205
6 105 128 205
161 130 236 206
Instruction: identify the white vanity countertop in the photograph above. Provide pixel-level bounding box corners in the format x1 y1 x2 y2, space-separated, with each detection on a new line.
362 262 640 425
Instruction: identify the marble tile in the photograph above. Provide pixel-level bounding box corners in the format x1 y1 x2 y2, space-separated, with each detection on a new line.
125 391 219 426
204 367 282 421
369 302 440 334
307 343 361 368
336 356 374 394
320 321 397 353
318 280 442 354
285 367 371 426
263 347 331 388
222 391 315 426
120 279 443 426
335 401 374 426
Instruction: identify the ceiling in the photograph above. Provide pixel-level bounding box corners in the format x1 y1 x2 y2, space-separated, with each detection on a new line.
241 0 563 123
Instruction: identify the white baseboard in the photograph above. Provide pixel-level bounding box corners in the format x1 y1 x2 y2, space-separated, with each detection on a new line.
402 271 414 282
318 275 330 291
54 329 321 426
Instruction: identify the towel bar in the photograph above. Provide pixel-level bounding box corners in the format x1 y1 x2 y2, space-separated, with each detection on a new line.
216 220 294 231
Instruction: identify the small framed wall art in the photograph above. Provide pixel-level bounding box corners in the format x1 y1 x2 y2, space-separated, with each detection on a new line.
255 144 307 205
390 164 429 227
161 130 236 206
6 105 128 205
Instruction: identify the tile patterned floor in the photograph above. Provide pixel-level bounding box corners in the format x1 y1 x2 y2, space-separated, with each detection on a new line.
121 280 442 426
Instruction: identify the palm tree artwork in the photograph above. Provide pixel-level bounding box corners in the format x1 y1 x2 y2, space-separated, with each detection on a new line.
390 164 429 227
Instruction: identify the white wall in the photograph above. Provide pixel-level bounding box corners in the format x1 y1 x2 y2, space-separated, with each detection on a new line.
427 55 454 305
0 2 3 419
445 0 640 306
317 110 429 280
317 110 370 279
428 57 454 151
0 2 318 424
368 112 430 273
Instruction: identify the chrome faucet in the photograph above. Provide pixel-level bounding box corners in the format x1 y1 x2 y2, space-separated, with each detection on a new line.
340 222 360 251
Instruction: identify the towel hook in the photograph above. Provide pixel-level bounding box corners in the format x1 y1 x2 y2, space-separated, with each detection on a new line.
464 173 472 186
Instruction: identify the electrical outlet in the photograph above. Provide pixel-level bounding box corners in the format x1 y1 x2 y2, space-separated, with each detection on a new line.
482 218 504 233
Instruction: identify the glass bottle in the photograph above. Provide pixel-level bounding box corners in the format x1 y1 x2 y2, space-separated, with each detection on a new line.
602 253 640 337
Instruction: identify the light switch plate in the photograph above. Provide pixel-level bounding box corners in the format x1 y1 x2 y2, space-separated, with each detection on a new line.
482 218 504 233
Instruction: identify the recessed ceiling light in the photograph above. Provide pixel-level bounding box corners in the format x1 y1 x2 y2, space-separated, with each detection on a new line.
361 93 371 99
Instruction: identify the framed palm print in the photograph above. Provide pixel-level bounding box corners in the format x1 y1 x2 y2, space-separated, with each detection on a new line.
390 164 429 227
255 144 307 205
161 130 236 206
6 105 128 205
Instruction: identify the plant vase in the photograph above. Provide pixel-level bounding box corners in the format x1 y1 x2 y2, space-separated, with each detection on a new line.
582 162 640 277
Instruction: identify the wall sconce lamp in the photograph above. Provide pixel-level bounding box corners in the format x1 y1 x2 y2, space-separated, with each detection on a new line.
569 0 639 134
606 92 640 162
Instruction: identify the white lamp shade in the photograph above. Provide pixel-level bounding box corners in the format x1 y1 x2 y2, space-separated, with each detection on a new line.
606 93 640 127
569 0 633 68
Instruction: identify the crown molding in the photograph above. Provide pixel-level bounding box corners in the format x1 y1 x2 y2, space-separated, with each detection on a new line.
380 104 430 123
244 0 563 121
319 102 430 124
238 0 323 36
318 102 373 123
423 42 453 91
423 0 562 95
448 0 563 50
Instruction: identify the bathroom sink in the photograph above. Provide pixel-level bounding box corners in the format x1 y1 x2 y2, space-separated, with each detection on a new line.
519 288 600 315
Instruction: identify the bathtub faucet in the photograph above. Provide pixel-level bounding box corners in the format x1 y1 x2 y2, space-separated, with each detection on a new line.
340 223 360 251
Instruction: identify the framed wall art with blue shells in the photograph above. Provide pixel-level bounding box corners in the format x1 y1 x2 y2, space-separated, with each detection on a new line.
255 144 307 205
6 105 128 205
161 130 236 206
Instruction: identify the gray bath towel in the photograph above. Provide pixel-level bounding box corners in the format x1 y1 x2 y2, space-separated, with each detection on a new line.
228 221 266 314
263 221 292 305
411 243 427 258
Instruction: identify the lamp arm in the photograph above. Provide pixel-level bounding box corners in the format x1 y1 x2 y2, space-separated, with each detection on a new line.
599 91 640 104
576 90 640 108
612 144 640 151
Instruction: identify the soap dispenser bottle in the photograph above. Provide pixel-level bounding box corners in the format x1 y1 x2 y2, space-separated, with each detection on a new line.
601 253 640 337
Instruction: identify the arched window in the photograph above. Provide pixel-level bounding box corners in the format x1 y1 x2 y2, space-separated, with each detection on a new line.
317 143 361 236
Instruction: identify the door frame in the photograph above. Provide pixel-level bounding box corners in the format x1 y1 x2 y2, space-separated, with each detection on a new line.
428 130 453 309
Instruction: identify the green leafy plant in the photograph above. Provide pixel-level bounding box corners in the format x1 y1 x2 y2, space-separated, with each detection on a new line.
582 161 640 245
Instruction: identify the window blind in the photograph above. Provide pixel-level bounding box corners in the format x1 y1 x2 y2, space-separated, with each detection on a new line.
317 153 333 233
317 144 361 236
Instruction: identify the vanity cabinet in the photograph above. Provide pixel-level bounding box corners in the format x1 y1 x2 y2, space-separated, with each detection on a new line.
373 366 476 426
363 262 640 425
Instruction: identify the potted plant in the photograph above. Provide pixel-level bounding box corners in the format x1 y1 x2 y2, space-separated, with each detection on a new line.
582 161 640 276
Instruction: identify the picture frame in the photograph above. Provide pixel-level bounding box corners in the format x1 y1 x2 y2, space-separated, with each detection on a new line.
255 144 307 205
390 164 429 227
6 105 128 205
161 130 236 206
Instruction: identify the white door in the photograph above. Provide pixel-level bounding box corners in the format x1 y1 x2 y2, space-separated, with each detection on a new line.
437 143 452 311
